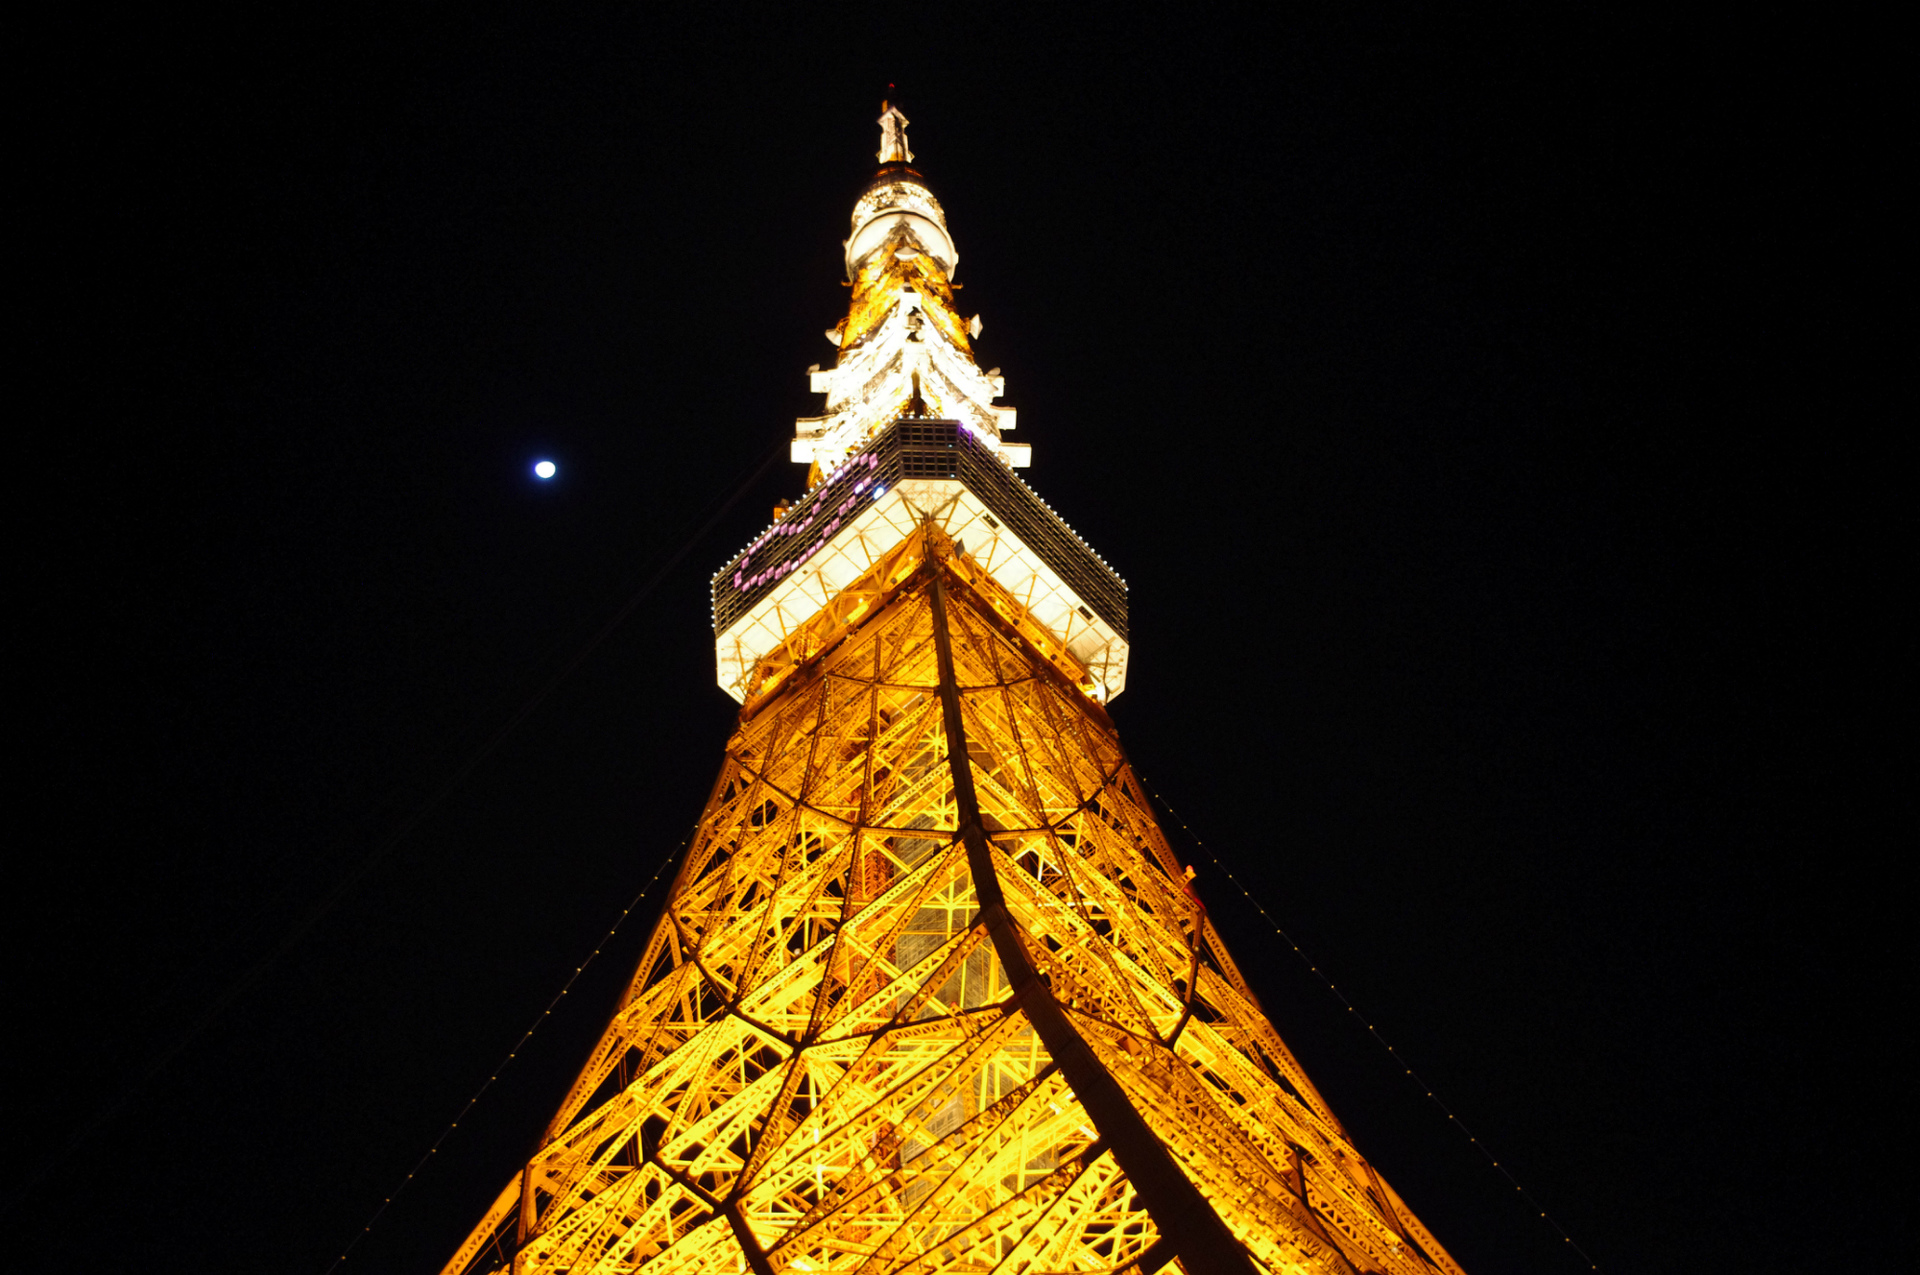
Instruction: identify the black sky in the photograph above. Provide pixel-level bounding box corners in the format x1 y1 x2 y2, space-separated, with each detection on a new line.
12 5 1902 1273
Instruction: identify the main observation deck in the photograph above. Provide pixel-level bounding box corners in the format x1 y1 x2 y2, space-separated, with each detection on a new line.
712 419 1128 704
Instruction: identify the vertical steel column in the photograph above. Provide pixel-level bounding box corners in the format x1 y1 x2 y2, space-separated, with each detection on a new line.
927 571 1259 1275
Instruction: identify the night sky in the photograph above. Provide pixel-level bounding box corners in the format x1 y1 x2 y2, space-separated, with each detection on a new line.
13 6 1898 1273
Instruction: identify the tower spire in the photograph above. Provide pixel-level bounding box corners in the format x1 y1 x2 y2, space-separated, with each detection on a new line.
792 103 1025 508
877 99 912 164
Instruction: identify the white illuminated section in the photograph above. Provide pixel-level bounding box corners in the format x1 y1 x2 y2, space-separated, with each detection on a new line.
714 480 1128 705
794 109 1025 476
533 459 557 480
797 292 1021 474
846 182 955 276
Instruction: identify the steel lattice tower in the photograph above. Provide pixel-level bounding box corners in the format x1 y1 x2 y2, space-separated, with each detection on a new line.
444 105 1467 1275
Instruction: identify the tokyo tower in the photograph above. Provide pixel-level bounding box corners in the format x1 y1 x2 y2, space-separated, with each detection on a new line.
442 103 1467 1275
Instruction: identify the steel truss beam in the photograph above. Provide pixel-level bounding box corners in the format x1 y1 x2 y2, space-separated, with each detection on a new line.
444 532 1465 1275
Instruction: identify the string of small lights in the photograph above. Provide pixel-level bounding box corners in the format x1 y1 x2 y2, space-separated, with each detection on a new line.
0 439 792 1229
325 830 694 1271
1138 776 1602 1272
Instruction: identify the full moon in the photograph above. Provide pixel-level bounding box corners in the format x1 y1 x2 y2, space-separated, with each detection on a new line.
533 459 557 480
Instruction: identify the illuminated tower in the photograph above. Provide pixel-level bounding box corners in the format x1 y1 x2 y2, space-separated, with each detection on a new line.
443 104 1467 1275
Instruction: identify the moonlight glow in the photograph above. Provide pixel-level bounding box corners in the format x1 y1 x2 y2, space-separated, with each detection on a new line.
533 459 557 480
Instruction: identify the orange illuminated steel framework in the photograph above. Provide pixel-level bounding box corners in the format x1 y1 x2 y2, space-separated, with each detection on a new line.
443 105 1468 1275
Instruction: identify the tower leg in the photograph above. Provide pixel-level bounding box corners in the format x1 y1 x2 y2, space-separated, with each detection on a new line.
928 573 1264 1275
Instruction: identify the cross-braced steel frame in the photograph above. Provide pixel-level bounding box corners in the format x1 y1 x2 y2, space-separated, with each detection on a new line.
444 532 1466 1275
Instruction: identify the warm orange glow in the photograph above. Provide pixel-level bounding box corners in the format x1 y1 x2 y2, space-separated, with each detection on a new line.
840 236 972 363
444 106 1468 1275
444 536 1466 1275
